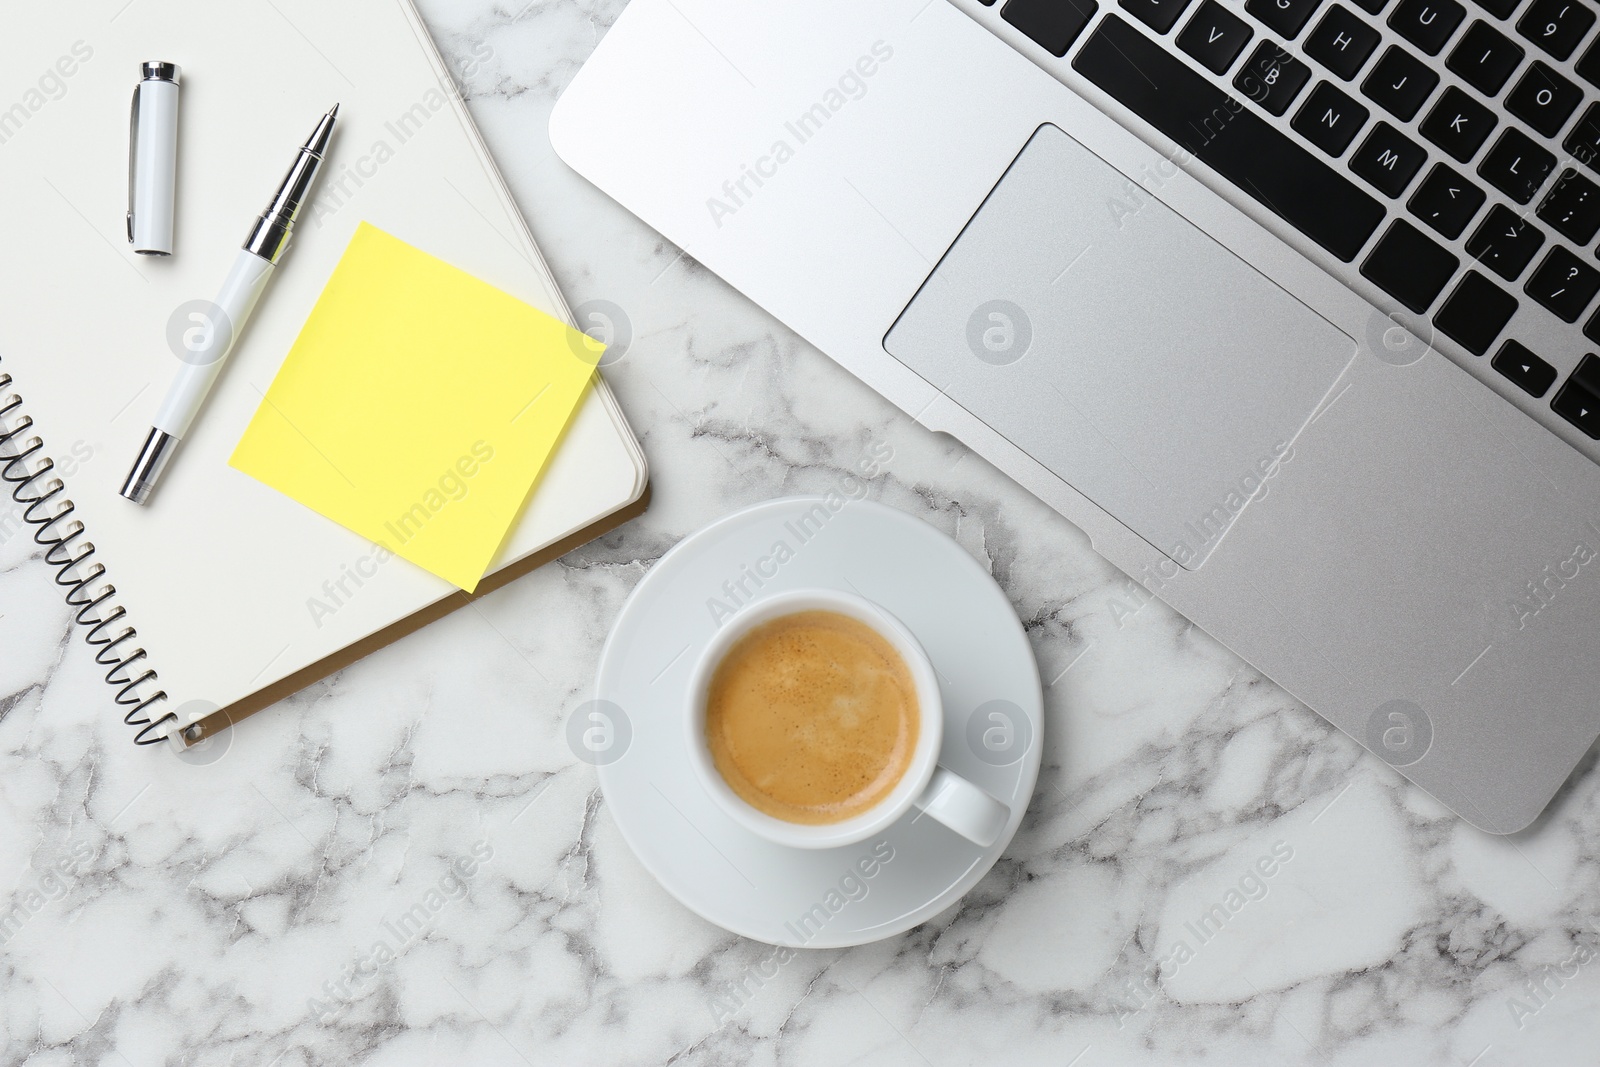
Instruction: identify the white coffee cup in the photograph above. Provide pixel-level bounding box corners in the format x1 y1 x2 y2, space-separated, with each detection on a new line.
685 588 1011 850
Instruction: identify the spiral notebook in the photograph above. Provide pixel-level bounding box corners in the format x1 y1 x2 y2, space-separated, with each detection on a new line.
0 0 648 745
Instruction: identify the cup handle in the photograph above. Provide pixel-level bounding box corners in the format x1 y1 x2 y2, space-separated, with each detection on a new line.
912 767 1010 848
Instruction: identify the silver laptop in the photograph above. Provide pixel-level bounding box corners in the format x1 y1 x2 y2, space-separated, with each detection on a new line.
550 0 1600 832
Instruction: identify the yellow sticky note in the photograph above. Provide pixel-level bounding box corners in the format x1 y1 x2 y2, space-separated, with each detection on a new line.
229 223 601 591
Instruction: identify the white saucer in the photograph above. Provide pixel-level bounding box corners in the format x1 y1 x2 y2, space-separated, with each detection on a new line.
593 497 1043 947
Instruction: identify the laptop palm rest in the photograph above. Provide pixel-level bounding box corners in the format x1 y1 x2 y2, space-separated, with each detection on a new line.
885 123 1356 570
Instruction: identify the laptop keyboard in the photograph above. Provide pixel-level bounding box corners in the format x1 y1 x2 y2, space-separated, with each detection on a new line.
973 0 1600 446
1070 20 1386 259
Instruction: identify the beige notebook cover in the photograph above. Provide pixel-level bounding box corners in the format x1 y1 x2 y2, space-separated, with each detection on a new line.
0 0 648 743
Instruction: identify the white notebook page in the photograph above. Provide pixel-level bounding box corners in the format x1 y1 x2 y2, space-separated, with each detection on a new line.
0 0 646 731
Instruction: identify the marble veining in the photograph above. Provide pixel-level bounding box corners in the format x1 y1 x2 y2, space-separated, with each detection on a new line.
0 1 1597 1064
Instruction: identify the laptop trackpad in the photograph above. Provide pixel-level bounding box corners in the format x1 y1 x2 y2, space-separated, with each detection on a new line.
884 124 1356 569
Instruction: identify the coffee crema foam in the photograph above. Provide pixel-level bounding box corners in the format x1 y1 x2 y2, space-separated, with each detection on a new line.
705 610 919 825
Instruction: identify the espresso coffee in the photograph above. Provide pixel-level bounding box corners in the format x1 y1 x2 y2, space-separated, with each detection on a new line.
705 610 920 825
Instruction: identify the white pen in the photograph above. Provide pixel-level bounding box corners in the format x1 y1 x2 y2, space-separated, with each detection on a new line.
121 104 340 505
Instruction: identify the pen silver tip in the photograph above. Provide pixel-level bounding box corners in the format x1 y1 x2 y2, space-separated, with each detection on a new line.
302 106 339 158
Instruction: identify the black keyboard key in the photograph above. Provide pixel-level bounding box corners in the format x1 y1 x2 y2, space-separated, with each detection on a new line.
1002 0 1100 55
1247 0 1325 36
1409 162 1489 236
1571 352 1600 390
1537 169 1600 241
1236 42 1314 113
1579 35 1600 84
1350 121 1429 194
1390 0 1468 51
1074 17 1386 260
1179 0 1257 70
1448 20 1527 93
1506 62 1582 135
1305 6 1384 76
1420 86 1499 159
1361 219 1461 309
1294 80 1372 152
1473 0 1519 15
1122 0 1198 31
1565 103 1600 168
1517 0 1597 58
1585 306 1600 342
1363 46 1441 118
1467 203 1547 277
1478 127 1556 202
1493 340 1559 394
1552 354 1600 435
1553 388 1600 435
1525 245 1600 319
1435 270 1520 351
1353 0 1391 11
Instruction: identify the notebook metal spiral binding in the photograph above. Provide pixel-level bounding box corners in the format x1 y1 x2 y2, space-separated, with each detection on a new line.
0 365 175 744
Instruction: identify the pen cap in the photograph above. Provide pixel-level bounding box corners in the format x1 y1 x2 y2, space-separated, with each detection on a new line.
127 61 180 256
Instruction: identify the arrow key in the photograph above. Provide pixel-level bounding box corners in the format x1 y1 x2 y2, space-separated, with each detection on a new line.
1491 339 1558 397
1552 356 1600 437
1409 162 1487 238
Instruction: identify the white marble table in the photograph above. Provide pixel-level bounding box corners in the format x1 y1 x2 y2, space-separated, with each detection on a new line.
2 2 1598 1064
